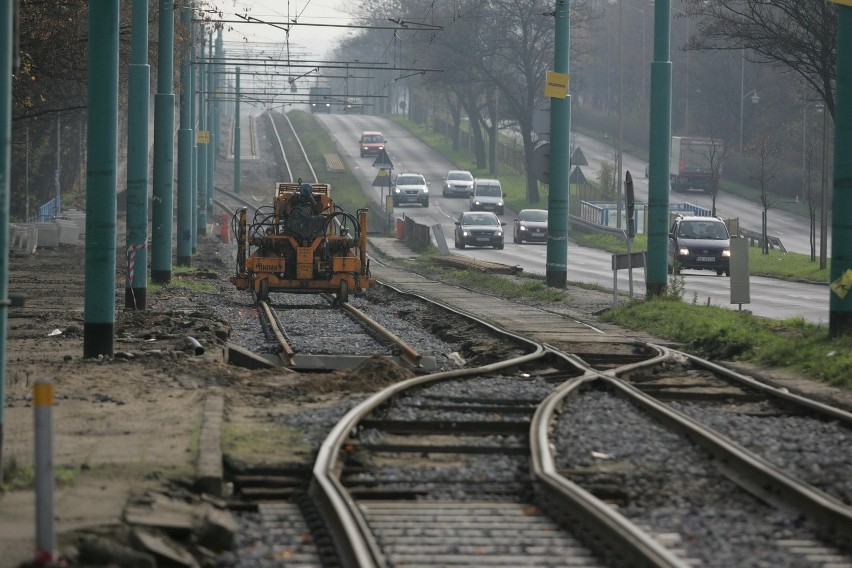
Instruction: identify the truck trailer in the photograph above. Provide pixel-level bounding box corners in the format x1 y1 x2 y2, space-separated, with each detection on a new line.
670 136 723 193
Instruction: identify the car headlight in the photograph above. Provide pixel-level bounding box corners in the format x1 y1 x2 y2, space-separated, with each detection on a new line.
498 201 504 206
722 249 731 257
378 145 384 150
519 225 528 232
462 230 470 237
474 200 481 206
678 247 690 256
423 188 429 194
394 188 401 194
496 231 503 237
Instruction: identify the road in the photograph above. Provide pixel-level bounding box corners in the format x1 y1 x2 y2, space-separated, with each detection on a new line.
317 113 830 325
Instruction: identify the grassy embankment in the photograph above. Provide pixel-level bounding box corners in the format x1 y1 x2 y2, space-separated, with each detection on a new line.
385 114 851 388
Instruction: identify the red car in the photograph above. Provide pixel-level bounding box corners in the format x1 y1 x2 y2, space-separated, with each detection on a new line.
359 131 386 157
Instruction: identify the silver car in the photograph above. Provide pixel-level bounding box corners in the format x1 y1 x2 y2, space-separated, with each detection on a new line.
442 170 474 198
392 173 430 207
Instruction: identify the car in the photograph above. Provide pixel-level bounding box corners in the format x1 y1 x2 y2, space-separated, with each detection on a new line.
454 211 505 250
513 209 548 244
392 173 430 207
668 215 731 276
359 131 385 157
442 170 474 198
469 178 505 215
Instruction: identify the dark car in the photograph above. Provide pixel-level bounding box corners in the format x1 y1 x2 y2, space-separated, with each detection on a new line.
454 211 505 250
359 131 385 157
513 209 548 244
668 215 731 276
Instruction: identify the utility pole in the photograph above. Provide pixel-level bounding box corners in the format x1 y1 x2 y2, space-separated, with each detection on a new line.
83 1 119 358
545 0 571 289
125 0 150 309
645 0 673 297
829 1 852 336
151 0 175 284
177 2 193 266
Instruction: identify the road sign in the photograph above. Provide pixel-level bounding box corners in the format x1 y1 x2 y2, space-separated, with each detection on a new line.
196 131 210 144
372 150 393 169
571 147 588 166
544 71 569 99
532 101 550 142
530 143 550 184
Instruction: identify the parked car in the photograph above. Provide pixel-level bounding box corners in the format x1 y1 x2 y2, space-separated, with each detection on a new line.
454 211 505 249
442 170 474 198
513 209 548 244
668 215 731 276
392 173 430 207
469 178 505 215
359 131 385 157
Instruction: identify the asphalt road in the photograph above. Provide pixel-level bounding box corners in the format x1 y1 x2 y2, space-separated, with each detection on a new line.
317 113 830 325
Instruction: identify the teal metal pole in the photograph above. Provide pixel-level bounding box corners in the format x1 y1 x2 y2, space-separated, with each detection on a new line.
190 18 198 252
176 3 192 266
125 0 150 310
645 0 673 297
206 31 215 216
83 1 119 358
0 0 13 480
196 35 207 236
234 67 241 194
830 5 852 336
213 29 222 200
151 0 175 284
546 0 570 288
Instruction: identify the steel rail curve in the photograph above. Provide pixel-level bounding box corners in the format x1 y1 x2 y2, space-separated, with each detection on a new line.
310 297 544 568
545 342 852 546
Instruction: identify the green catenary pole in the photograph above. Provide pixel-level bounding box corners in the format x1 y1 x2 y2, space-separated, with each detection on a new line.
176 3 193 266
206 31 215 217
196 33 207 237
645 0 673 297
125 0 150 310
151 0 175 283
234 67 241 194
546 0 570 289
190 16 198 253
830 3 852 335
83 1 119 358
0 0 14 481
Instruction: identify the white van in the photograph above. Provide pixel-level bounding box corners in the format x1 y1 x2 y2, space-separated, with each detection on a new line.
469 179 505 215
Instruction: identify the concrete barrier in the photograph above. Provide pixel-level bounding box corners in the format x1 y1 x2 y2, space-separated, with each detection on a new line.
33 223 60 248
9 224 38 256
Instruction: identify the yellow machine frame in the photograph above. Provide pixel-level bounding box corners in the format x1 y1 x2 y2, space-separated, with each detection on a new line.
230 182 373 302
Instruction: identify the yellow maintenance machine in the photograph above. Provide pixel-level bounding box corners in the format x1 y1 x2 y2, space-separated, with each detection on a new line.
230 181 373 303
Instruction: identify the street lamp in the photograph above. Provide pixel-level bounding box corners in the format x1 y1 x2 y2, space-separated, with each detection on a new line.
738 51 760 155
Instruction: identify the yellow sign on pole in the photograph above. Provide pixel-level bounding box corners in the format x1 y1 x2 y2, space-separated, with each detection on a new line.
544 71 569 99
830 269 852 299
196 130 210 144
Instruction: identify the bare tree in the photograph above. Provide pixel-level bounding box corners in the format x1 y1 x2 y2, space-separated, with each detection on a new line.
702 136 728 217
684 0 836 118
747 132 778 255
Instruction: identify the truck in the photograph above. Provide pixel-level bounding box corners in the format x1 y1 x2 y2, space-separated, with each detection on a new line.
670 136 723 193
309 86 332 114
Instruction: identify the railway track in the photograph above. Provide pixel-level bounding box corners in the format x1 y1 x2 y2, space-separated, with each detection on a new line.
215 111 852 567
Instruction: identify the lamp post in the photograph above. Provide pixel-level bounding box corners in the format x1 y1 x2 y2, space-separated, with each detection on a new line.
739 50 760 155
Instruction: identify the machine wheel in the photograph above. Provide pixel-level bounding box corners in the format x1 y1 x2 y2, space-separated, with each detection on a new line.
515 234 522 244
338 279 349 304
422 198 429 207
459 240 466 249
716 269 724 276
496 243 504 250
256 279 269 303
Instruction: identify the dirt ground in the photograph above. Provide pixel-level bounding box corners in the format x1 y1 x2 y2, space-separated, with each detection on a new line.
0 226 421 566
